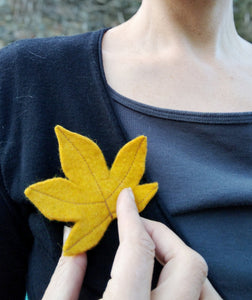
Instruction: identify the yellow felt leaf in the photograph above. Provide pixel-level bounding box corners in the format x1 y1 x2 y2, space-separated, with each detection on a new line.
24 125 158 256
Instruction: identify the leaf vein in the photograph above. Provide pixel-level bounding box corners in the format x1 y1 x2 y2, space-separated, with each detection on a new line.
107 138 145 201
138 185 157 206
59 127 113 218
30 187 105 206
64 215 111 254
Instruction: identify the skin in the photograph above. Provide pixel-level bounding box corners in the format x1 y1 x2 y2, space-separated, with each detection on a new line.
102 0 252 112
43 188 222 299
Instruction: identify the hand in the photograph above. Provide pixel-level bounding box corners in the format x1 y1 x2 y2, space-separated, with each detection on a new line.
42 188 222 300
42 226 87 300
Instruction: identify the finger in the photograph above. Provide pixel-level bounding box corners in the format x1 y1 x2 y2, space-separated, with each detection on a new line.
117 188 149 243
200 279 223 299
103 188 155 300
142 219 208 300
42 226 87 300
63 225 71 244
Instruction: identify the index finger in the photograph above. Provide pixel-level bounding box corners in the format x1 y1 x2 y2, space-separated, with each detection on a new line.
102 188 155 300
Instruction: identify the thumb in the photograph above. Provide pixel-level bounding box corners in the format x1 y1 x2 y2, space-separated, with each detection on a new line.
42 226 87 300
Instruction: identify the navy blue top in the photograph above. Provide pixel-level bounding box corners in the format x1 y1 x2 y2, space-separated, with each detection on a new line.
0 27 251 299
107 85 252 299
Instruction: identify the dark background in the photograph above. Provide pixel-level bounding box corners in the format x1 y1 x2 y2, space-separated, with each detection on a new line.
0 0 251 48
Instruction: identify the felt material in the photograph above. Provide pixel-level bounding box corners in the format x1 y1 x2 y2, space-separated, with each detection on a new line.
25 125 158 256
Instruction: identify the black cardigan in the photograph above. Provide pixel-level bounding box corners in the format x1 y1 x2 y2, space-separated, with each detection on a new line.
0 28 179 299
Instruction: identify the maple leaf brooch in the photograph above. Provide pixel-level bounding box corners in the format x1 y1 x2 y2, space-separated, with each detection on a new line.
24 125 158 256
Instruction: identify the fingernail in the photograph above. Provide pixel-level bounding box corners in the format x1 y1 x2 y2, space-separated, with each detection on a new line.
127 187 135 201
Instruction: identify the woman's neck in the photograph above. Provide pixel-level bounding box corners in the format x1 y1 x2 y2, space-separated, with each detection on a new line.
114 0 249 62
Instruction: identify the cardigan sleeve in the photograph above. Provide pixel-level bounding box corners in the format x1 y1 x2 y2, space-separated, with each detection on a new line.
0 172 33 299
0 41 33 299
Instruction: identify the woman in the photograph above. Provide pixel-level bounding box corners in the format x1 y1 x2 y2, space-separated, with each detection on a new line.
0 0 251 299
